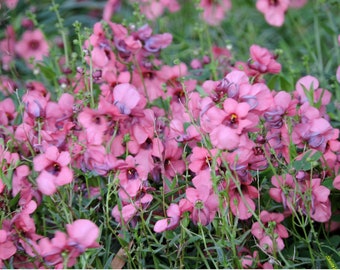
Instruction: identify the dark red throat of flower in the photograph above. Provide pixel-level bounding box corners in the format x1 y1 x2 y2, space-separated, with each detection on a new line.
127 168 138 180
46 163 61 176
29 40 40 50
222 113 239 129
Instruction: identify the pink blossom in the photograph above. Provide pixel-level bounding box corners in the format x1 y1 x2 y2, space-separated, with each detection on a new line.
78 107 109 145
133 0 180 20
0 98 16 128
256 0 290 27
0 75 17 96
112 194 153 224
189 147 221 174
154 203 181 233
117 155 148 201
336 66 340 83
251 210 289 253
289 0 308 8
186 185 219 226
270 173 299 213
114 83 141 115
4 0 19 9
15 29 49 66
103 0 121 21
66 219 100 252
0 26 15 70
248 44 281 74
199 0 231 26
0 230 16 260
305 178 331 222
33 146 73 195
38 231 68 268
334 175 340 190
228 178 258 220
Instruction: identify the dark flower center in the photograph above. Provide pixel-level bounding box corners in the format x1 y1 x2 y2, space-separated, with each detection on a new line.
127 168 138 180
29 40 40 50
223 113 239 128
46 163 61 176
270 0 279 6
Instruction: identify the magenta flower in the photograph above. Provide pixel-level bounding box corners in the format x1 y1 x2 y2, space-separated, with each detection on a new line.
189 147 221 174
337 66 340 83
3 0 19 9
304 178 331 222
114 83 141 115
0 26 15 70
112 193 153 224
154 203 181 233
136 0 180 21
66 219 100 252
248 44 281 74
228 179 259 220
256 0 290 27
78 107 109 145
199 0 232 26
334 175 340 190
202 97 257 151
186 185 218 226
33 146 73 195
15 29 49 66
117 155 148 201
269 174 297 211
251 210 289 253
0 229 16 261
38 231 68 268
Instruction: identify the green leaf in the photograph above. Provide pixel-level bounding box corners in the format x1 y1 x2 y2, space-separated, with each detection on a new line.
322 177 334 189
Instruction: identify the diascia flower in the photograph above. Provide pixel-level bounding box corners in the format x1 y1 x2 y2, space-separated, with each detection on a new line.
15 29 49 67
256 0 290 27
251 210 289 253
33 146 73 195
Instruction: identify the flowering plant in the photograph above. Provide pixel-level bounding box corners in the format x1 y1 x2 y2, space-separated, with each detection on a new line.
1 0 340 268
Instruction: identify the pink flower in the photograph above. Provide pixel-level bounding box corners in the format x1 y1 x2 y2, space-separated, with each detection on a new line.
334 175 340 190
117 155 148 201
66 219 100 252
186 185 218 226
228 178 259 220
199 0 232 26
202 97 256 151
336 66 340 83
256 0 290 27
134 0 180 20
38 231 68 268
103 0 121 21
154 203 181 233
189 147 221 174
269 174 296 210
289 0 308 8
0 26 15 70
4 0 19 9
15 29 49 66
162 139 186 180
78 107 109 145
305 178 331 222
0 229 16 260
114 83 141 115
33 146 73 195
248 44 281 74
112 193 153 224
251 211 289 253
0 75 17 96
